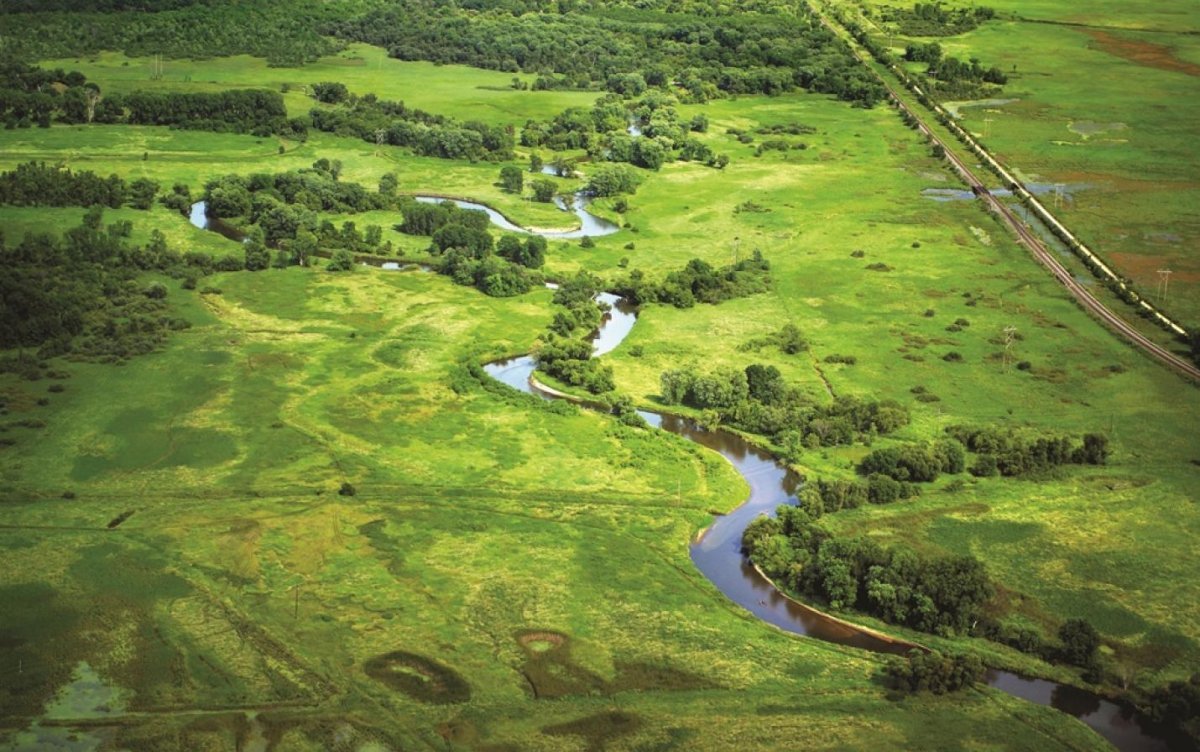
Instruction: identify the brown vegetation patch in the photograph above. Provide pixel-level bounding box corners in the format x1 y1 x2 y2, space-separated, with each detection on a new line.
1085 30 1200 78
363 651 470 704
1108 253 1200 285
516 630 567 652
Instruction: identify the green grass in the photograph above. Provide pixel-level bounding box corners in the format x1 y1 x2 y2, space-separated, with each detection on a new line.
41 44 600 126
0 265 1110 751
1 45 1195 751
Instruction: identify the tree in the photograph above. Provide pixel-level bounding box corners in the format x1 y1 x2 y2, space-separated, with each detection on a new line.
312 81 349 104
243 229 270 271
291 228 317 266
379 172 398 196
531 178 557 203
585 164 640 197
128 178 159 210
1059 619 1100 667
529 153 543 173
327 249 354 271
499 165 523 194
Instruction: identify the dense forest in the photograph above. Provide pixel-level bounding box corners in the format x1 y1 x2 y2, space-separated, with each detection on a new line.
0 0 371 66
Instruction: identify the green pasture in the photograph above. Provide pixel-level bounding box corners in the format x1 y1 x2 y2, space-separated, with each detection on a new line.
41 44 600 126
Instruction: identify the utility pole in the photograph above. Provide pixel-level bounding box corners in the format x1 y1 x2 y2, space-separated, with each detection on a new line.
732 236 740 265
982 117 993 138
1002 325 1017 370
374 128 386 156
1156 269 1173 303
1053 183 1066 209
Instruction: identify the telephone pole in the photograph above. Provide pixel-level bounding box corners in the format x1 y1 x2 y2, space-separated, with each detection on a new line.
1002 325 1018 370
1156 269 1173 303
1053 183 1066 209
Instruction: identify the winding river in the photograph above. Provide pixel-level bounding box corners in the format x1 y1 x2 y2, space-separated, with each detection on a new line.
414 193 619 240
189 197 1175 752
482 293 1175 752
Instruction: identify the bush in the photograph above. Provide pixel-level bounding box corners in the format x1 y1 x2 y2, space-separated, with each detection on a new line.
885 650 985 694
338 482 357 497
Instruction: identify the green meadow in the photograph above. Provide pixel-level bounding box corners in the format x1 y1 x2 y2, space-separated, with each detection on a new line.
41 44 599 127
1 27 1197 751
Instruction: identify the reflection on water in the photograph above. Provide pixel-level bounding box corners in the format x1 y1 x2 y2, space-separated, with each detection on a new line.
414 194 618 240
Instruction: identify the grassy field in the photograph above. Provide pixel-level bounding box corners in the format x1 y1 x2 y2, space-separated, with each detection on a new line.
0 266 1110 751
0 125 589 247
41 44 599 127
846 0 1200 325
1 41 1196 751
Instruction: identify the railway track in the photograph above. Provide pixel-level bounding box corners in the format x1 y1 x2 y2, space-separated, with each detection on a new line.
907 97 1200 381
808 0 1200 381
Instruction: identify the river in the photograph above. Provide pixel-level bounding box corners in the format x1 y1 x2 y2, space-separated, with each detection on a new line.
481 290 1176 752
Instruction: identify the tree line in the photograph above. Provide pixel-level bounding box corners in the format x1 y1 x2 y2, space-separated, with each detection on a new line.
0 62 303 136
308 89 514 161
0 161 157 210
327 0 886 107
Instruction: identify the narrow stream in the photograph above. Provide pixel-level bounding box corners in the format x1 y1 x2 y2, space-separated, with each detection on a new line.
414 193 618 239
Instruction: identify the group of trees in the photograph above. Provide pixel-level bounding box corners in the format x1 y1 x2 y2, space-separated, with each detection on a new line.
881 3 996 36
534 273 616 394
0 0 348 66
902 42 1006 99
614 252 771 309
885 649 986 694
744 504 994 634
0 61 105 129
399 198 543 298
0 161 152 209
203 159 395 224
0 208 198 361
946 425 1110 477
660 363 910 445
858 439 966 483
327 0 885 107
308 91 514 161
521 93 726 170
